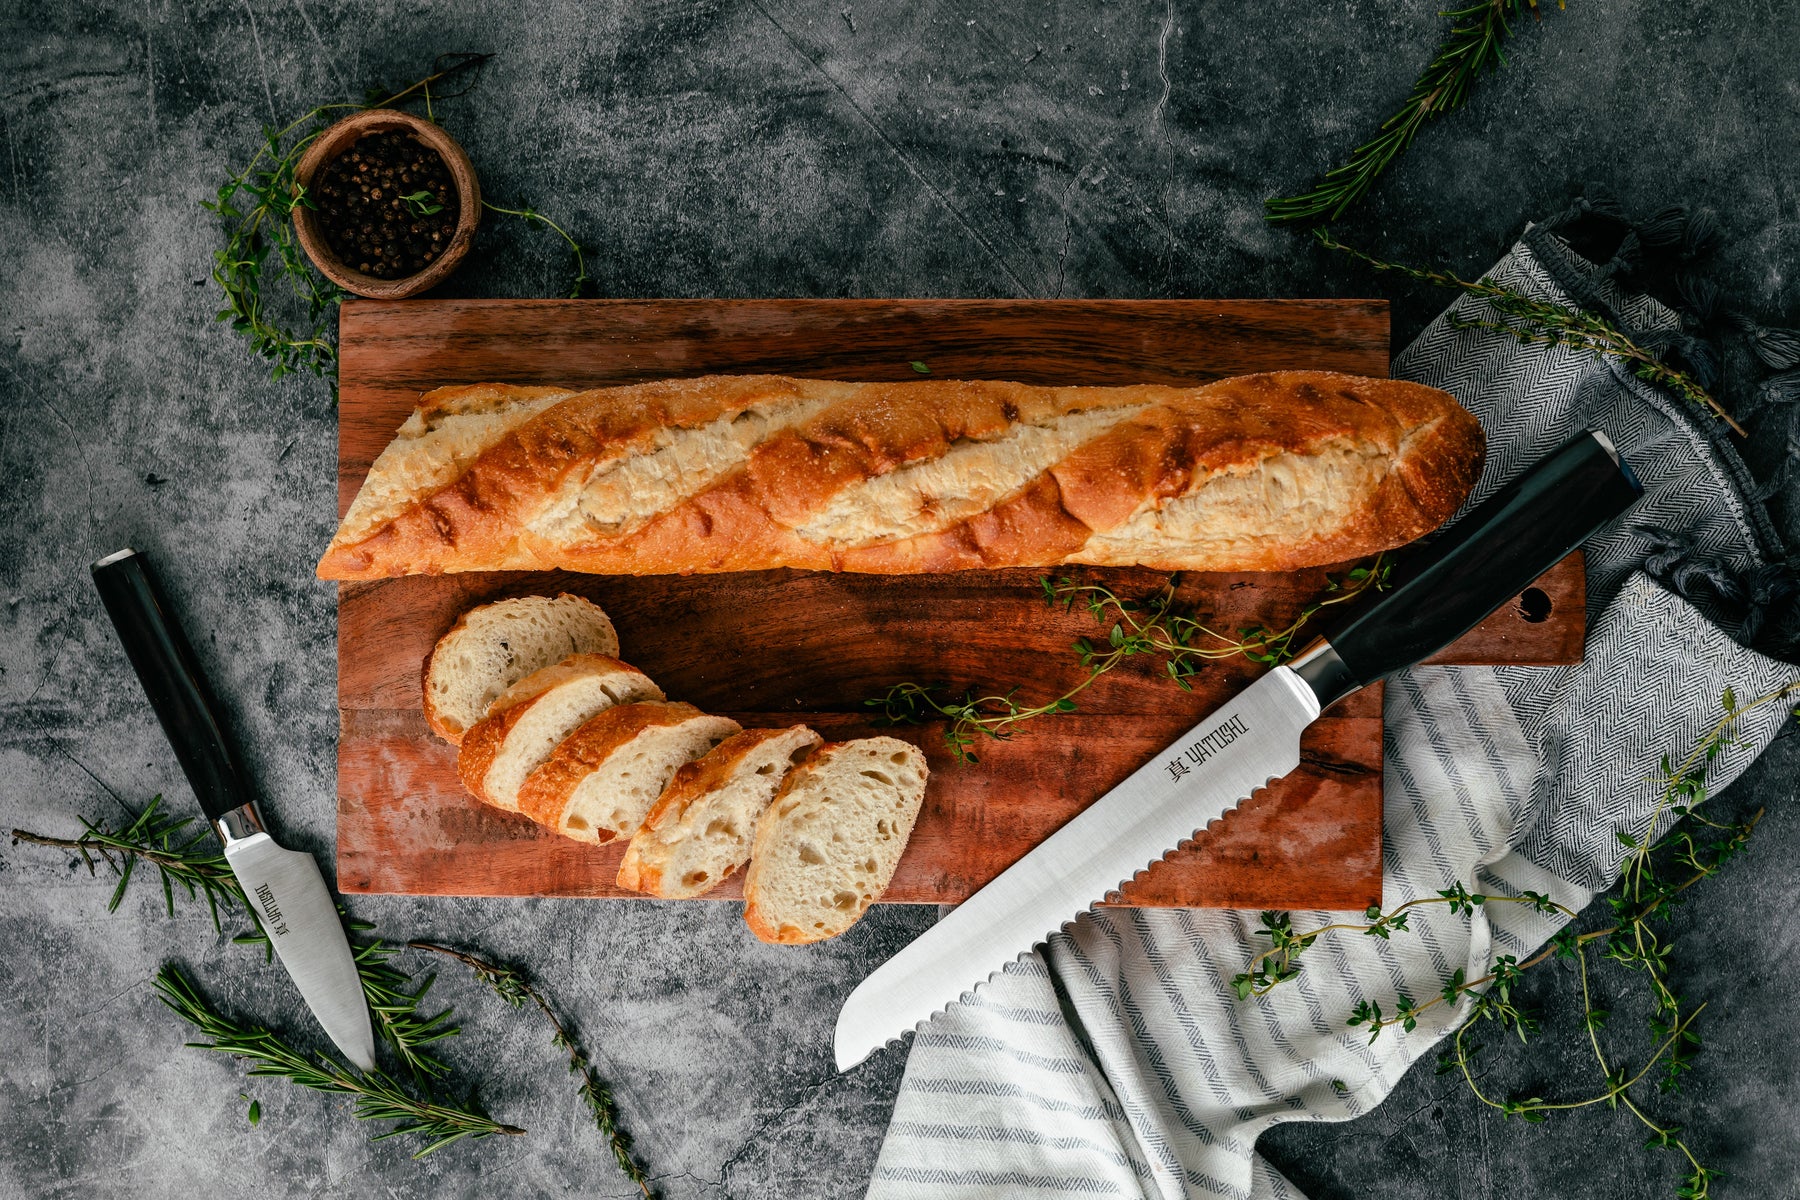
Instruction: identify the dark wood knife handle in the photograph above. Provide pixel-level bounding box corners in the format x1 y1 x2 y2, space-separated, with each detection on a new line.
90 549 252 826
1306 430 1643 705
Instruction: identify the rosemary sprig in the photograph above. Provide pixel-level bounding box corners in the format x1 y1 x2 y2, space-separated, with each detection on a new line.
1234 681 1800 1199
11 802 669 1171
14 805 464 1095
355 930 460 1082
241 920 464 1083
1266 1 1564 223
1316 230 1745 435
409 942 653 1198
11 795 252 929
869 559 1388 763
153 965 522 1158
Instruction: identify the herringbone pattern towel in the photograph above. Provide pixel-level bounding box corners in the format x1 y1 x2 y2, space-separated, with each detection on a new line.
865 228 1800 1199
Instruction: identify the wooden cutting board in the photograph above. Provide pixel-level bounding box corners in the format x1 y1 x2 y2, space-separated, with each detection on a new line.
334 298 1584 911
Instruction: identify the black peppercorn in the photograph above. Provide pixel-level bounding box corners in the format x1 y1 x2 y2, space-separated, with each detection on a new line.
315 130 460 279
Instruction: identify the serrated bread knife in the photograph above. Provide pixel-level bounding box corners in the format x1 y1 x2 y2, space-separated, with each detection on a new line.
91 548 376 1072
834 430 1644 1071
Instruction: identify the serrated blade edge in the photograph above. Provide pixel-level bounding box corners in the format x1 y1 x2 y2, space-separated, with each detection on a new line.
834 666 1319 1071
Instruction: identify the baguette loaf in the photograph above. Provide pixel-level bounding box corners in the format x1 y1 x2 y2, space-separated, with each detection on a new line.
516 702 741 844
318 372 1484 579
617 725 823 898
742 737 929 945
456 655 663 811
423 593 618 745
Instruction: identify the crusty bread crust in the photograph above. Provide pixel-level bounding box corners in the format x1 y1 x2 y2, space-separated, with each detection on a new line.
318 372 1485 579
617 725 822 896
454 654 657 806
421 593 618 745
515 701 740 840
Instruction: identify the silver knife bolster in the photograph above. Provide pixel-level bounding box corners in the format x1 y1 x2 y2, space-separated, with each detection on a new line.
214 799 269 846
1289 638 1359 710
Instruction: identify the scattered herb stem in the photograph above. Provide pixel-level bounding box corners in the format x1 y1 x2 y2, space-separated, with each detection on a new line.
1316 229 1745 435
1266 1 1564 223
1233 681 1800 1199
11 800 654 1178
11 796 251 929
153 965 522 1158
869 558 1388 763
409 942 653 1198
483 201 590 298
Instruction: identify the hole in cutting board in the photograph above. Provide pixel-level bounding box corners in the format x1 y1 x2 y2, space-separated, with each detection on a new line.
1516 587 1553 623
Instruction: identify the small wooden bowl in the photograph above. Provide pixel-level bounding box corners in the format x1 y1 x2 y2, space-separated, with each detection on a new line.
292 109 481 300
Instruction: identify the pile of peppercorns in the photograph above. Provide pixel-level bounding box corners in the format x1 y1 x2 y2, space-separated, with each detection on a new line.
313 132 459 280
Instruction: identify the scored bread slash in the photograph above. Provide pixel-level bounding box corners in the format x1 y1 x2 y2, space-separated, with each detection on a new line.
318 372 1485 580
456 655 662 810
618 725 824 898
423 593 618 745
743 737 929 945
516 702 742 844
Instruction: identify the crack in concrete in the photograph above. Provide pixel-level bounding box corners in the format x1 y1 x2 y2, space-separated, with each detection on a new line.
1053 171 1081 298
710 1066 854 1192
1151 0 1174 128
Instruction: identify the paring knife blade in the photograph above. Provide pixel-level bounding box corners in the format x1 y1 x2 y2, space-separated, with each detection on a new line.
91 548 377 1072
835 430 1645 1071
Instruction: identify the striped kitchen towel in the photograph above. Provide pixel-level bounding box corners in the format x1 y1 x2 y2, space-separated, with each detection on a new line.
865 214 1800 1199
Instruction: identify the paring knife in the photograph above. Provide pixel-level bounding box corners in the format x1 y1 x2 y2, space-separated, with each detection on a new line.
91 548 377 1072
834 430 1644 1071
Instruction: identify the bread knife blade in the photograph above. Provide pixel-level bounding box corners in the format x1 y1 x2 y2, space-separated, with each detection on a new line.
834 430 1643 1071
90 548 377 1073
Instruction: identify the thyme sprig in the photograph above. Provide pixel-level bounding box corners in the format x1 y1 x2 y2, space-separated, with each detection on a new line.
201 53 490 381
1266 1 1565 223
203 53 591 383
408 942 653 1198
153 965 522 1158
869 559 1388 763
482 202 590 299
1316 230 1745 435
1233 682 1800 1199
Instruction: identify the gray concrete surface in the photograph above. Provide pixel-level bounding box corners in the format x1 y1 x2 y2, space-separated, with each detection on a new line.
2 2 1796 1197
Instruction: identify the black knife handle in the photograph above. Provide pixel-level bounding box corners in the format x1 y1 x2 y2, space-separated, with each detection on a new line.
1292 431 1644 709
90 549 254 826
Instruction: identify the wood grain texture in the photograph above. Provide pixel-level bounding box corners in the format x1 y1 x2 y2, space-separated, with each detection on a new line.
334 298 1582 912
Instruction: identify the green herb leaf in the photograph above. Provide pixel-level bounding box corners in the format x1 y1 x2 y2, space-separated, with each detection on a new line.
1266 0 1564 223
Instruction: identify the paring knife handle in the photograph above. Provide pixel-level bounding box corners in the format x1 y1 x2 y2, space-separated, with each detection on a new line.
1294 430 1644 709
90 549 256 828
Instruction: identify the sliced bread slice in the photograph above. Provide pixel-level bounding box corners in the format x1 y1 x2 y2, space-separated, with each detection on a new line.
424 593 619 744
742 737 929 945
517 702 742 844
617 725 823 898
456 655 662 811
